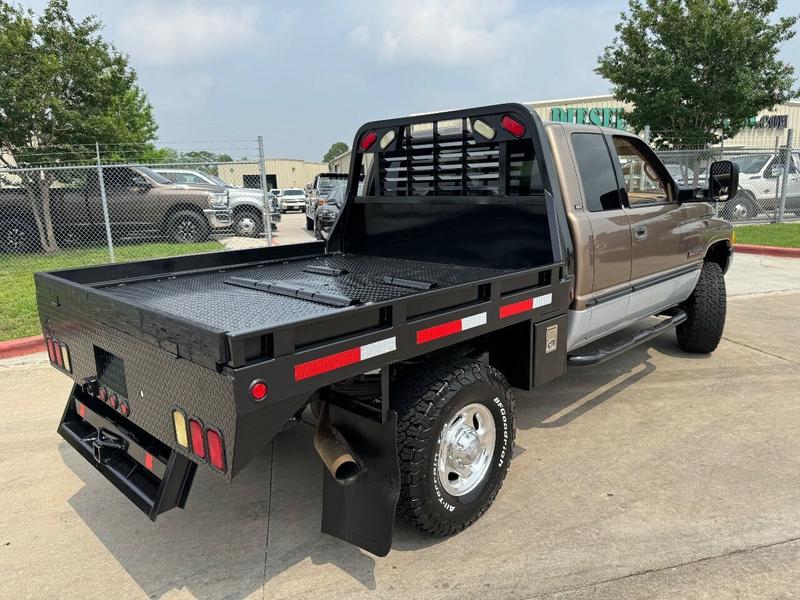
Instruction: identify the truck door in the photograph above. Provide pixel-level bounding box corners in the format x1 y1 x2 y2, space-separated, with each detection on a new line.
88 167 148 232
609 135 704 281
568 131 633 348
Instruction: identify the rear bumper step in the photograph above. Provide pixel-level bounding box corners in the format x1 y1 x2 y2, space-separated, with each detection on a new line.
567 309 687 367
58 385 196 520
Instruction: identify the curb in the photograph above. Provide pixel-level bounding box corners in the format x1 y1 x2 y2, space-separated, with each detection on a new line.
735 244 800 258
0 335 45 360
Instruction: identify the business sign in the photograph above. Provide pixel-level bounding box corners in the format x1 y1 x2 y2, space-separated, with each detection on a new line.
746 114 788 129
550 107 627 130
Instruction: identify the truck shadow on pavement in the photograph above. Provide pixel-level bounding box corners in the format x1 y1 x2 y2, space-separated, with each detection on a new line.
58 336 697 597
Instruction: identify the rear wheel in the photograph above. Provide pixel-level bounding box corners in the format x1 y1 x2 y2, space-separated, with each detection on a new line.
165 210 209 243
676 261 726 353
394 356 515 536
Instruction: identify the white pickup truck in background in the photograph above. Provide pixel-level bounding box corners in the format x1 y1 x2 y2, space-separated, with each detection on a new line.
726 151 800 220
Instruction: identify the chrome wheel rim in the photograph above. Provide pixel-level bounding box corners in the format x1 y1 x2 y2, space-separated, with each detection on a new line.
731 202 749 220
176 218 198 241
237 216 256 236
437 402 496 497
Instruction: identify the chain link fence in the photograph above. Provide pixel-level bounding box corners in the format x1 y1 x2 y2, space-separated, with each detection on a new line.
0 138 286 341
649 127 799 225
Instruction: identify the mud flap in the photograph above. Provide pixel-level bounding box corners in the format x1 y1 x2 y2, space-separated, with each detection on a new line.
320 405 400 556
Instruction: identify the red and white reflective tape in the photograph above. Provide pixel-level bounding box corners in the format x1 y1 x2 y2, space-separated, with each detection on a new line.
416 312 487 344
294 337 396 381
499 292 553 319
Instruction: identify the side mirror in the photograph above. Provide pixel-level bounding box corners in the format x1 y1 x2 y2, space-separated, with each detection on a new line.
130 175 151 190
768 165 782 178
708 160 739 203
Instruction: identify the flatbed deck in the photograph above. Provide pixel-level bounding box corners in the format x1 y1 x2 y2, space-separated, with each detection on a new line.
97 253 510 334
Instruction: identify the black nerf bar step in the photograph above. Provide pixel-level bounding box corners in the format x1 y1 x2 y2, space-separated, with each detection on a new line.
58 385 196 520
567 309 687 367
225 276 357 307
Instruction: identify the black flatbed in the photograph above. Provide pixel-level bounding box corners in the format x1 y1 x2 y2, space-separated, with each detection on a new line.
97 252 510 334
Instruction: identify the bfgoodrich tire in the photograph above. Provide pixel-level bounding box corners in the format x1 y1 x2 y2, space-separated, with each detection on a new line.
394 357 515 536
676 261 726 353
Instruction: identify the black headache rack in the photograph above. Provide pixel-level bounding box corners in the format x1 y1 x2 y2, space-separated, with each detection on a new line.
58 384 196 519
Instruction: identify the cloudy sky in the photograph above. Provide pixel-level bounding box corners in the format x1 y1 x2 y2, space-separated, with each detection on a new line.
21 0 800 161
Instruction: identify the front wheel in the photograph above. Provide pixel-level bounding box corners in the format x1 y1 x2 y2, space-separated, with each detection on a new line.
165 210 209 243
676 261 726 353
394 357 515 536
233 209 263 237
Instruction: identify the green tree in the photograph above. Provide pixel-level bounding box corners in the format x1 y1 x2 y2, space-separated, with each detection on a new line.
596 0 797 149
323 141 348 163
0 0 157 252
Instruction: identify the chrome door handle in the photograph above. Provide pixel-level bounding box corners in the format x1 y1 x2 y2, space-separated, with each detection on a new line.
634 226 647 241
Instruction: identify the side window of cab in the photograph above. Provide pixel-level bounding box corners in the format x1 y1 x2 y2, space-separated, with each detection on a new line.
611 136 673 206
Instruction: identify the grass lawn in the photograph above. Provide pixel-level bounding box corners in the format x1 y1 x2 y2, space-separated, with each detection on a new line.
735 223 800 249
0 241 223 342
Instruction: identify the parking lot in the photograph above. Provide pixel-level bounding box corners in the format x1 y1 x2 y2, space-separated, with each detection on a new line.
1 251 799 599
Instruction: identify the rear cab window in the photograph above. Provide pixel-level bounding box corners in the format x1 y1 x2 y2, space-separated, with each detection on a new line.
570 133 622 212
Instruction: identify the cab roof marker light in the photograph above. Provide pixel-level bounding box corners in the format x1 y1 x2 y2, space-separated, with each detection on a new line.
472 119 496 140
501 114 526 137
359 131 377 151
379 129 396 149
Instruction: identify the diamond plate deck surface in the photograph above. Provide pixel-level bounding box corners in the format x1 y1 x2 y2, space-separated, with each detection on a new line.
99 253 508 333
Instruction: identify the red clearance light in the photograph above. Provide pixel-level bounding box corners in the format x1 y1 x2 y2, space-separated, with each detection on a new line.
501 115 526 137
206 428 226 471
359 131 377 151
250 380 268 401
189 419 206 459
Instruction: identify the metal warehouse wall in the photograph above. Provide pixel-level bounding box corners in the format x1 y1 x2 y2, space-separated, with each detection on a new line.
218 158 329 189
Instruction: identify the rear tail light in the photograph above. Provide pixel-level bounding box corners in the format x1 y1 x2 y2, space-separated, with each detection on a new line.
119 401 130 417
501 114 526 137
45 337 55 362
60 344 71 372
172 410 189 448
189 418 206 459
359 131 377 151
108 394 118 410
98 386 108 402
206 428 226 471
53 342 63 368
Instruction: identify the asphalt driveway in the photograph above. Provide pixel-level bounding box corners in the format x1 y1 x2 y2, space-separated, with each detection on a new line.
1 253 799 599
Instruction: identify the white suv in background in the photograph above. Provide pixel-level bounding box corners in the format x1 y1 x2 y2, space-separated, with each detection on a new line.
278 188 307 213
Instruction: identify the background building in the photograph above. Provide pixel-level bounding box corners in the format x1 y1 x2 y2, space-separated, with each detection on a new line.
217 158 329 190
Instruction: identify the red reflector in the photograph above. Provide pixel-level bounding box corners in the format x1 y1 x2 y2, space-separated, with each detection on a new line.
295 347 361 381
46 337 55 362
359 131 377 151
416 319 462 344
501 115 526 137
144 452 154 472
53 342 63 367
76 400 86 418
189 419 206 459
250 380 268 401
499 298 534 319
206 428 226 471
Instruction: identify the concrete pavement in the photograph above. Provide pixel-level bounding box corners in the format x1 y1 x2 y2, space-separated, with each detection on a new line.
1 252 799 599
